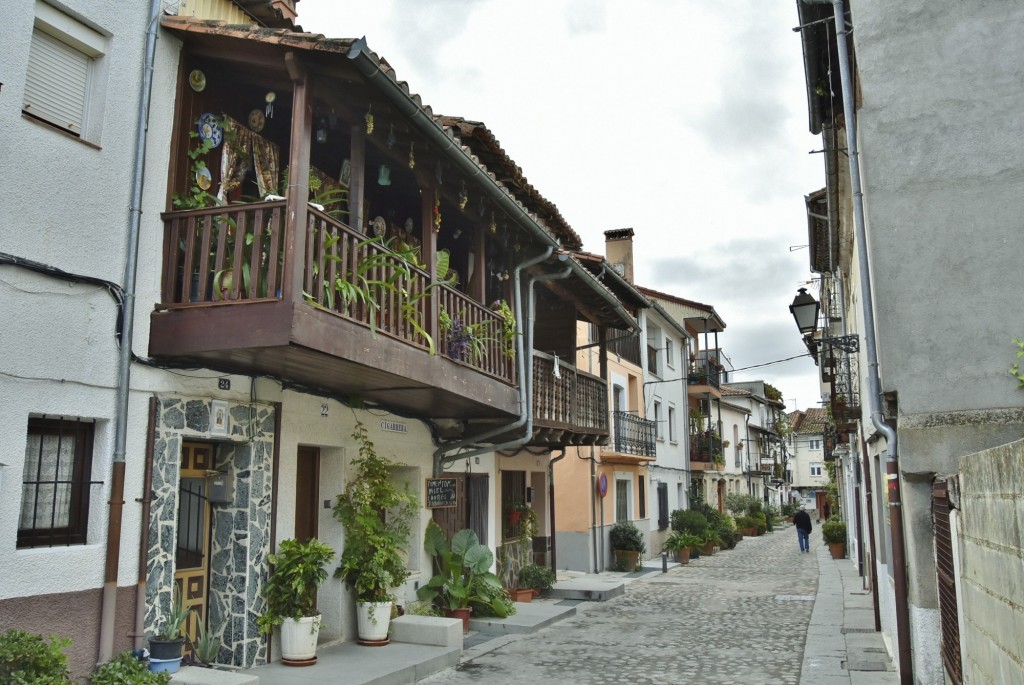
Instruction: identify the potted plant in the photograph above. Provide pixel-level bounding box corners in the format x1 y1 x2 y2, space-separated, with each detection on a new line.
665 532 701 564
609 520 646 571
333 422 418 644
418 522 512 632
519 563 556 597
822 518 847 559
256 537 336 664
149 586 189 673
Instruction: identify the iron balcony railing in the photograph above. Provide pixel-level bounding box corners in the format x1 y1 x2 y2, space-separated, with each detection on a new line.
688 360 721 389
612 411 657 457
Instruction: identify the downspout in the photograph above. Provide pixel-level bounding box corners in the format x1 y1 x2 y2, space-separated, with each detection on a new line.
744 415 752 496
590 446 598 572
548 448 565 571
434 263 573 470
802 1 911 681
100 0 161 664
431 247 552 476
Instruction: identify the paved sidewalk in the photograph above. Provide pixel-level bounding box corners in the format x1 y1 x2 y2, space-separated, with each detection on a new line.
801 543 898 684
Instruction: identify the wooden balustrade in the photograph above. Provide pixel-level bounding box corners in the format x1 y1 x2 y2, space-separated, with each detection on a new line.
533 352 607 432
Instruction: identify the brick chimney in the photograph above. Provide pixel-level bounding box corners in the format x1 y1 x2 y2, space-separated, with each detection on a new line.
604 228 635 283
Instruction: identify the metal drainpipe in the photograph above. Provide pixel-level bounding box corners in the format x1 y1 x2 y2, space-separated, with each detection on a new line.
435 264 573 469
802 1 912 681
590 447 599 572
99 0 161 664
431 247 552 476
548 448 565 571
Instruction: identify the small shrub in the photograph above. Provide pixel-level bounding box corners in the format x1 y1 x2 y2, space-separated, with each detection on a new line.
734 515 754 530
609 521 646 553
92 652 171 685
519 564 556 592
670 509 709 536
0 629 72 685
405 600 441 617
822 519 847 544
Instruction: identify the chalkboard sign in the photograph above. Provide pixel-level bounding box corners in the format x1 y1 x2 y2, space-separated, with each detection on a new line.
425 477 458 509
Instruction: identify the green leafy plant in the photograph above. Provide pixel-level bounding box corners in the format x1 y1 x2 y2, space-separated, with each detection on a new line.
333 422 418 604
670 509 709 537
172 131 218 210
665 531 702 553
1011 337 1024 387
405 600 442 617
822 518 847 544
155 586 190 642
417 522 512 618
0 630 72 685
609 520 646 553
192 620 220 665
91 651 171 685
519 564 556 592
257 538 336 635
491 299 517 360
439 306 494 365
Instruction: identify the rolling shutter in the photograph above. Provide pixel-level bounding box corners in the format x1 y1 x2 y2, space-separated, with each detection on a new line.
24 29 89 134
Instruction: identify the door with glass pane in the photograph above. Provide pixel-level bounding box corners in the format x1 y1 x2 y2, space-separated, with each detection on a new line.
175 442 213 659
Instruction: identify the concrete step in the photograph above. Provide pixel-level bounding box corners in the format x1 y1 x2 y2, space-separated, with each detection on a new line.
171 665 258 685
547 578 625 602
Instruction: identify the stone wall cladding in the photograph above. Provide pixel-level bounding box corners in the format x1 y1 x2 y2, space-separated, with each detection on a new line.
146 396 275 668
958 438 1024 684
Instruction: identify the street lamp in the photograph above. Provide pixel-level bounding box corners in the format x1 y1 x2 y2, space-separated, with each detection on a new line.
789 288 860 353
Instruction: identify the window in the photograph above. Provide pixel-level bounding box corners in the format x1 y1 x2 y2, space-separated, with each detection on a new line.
23 4 106 138
809 439 822 450
654 401 664 440
615 478 630 521
657 482 669 530
668 406 677 443
665 339 674 368
810 463 823 478
19 417 95 548
638 476 646 519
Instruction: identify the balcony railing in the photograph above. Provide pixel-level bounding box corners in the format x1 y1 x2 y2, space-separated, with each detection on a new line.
612 411 656 457
687 361 721 389
533 352 608 432
609 332 642 366
159 202 514 384
690 432 723 463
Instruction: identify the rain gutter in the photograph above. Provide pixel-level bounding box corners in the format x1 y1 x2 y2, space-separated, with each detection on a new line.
801 2 911 681
99 0 161 664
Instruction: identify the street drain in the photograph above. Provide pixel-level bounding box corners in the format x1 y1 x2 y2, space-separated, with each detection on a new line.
841 627 876 633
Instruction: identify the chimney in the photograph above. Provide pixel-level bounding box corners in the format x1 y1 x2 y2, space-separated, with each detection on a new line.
604 228 635 283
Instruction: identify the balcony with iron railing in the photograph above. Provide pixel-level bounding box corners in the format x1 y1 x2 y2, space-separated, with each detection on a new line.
687 360 721 394
150 201 519 419
602 411 656 463
690 430 723 470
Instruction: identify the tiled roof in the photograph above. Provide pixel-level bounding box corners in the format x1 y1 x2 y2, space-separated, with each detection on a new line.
791 407 828 434
721 386 751 397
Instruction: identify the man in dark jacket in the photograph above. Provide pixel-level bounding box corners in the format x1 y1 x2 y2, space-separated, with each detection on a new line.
793 508 813 553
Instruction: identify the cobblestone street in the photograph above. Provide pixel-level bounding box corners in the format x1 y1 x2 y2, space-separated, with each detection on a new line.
421 526 819 685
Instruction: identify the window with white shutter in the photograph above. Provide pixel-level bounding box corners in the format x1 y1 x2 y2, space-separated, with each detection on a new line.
22 4 105 139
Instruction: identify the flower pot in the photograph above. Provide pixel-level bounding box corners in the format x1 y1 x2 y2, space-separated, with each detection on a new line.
445 607 473 634
700 542 715 556
280 615 322 662
509 588 533 603
148 637 184 661
149 657 183 674
614 549 641 572
674 548 691 565
531 588 541 599
828 542 847 560
356 601 393 643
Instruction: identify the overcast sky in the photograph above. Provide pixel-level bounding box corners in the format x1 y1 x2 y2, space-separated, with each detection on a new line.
299 0 825 412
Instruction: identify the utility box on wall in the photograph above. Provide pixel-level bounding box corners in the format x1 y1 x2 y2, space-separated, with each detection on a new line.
208 471 234 504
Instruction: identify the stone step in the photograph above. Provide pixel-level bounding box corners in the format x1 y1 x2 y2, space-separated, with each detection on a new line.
171 665 258 685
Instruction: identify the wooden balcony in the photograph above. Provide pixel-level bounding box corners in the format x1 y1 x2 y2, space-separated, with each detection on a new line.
528 352 609 447
149 202 519 419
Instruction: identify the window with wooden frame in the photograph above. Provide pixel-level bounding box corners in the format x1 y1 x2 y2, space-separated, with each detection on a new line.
18 417 95 548
23 4 106 139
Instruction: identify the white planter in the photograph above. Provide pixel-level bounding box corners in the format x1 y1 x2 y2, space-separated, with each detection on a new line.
280 615 321 662
356 601 393 642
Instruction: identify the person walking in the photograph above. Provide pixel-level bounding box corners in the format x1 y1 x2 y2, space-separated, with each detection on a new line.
793 507 813 553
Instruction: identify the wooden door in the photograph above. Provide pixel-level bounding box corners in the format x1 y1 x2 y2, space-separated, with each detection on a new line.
175 442 213 659
295 446 320 542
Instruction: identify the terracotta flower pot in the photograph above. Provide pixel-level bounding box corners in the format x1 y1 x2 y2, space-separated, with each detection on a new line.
614 549 641 571
828 542 847 559
509 588 533 603
674 548 691 565
445 607 473 633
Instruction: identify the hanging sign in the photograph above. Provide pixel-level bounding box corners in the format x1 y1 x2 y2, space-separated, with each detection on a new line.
426 477 458 509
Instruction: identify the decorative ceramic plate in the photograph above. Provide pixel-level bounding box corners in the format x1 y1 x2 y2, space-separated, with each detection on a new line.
248 109 265 133
340 159 352 185
404 217 414 234
372 216 386 238
189 69 206 92
197 112 223 147
196 165 212 190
